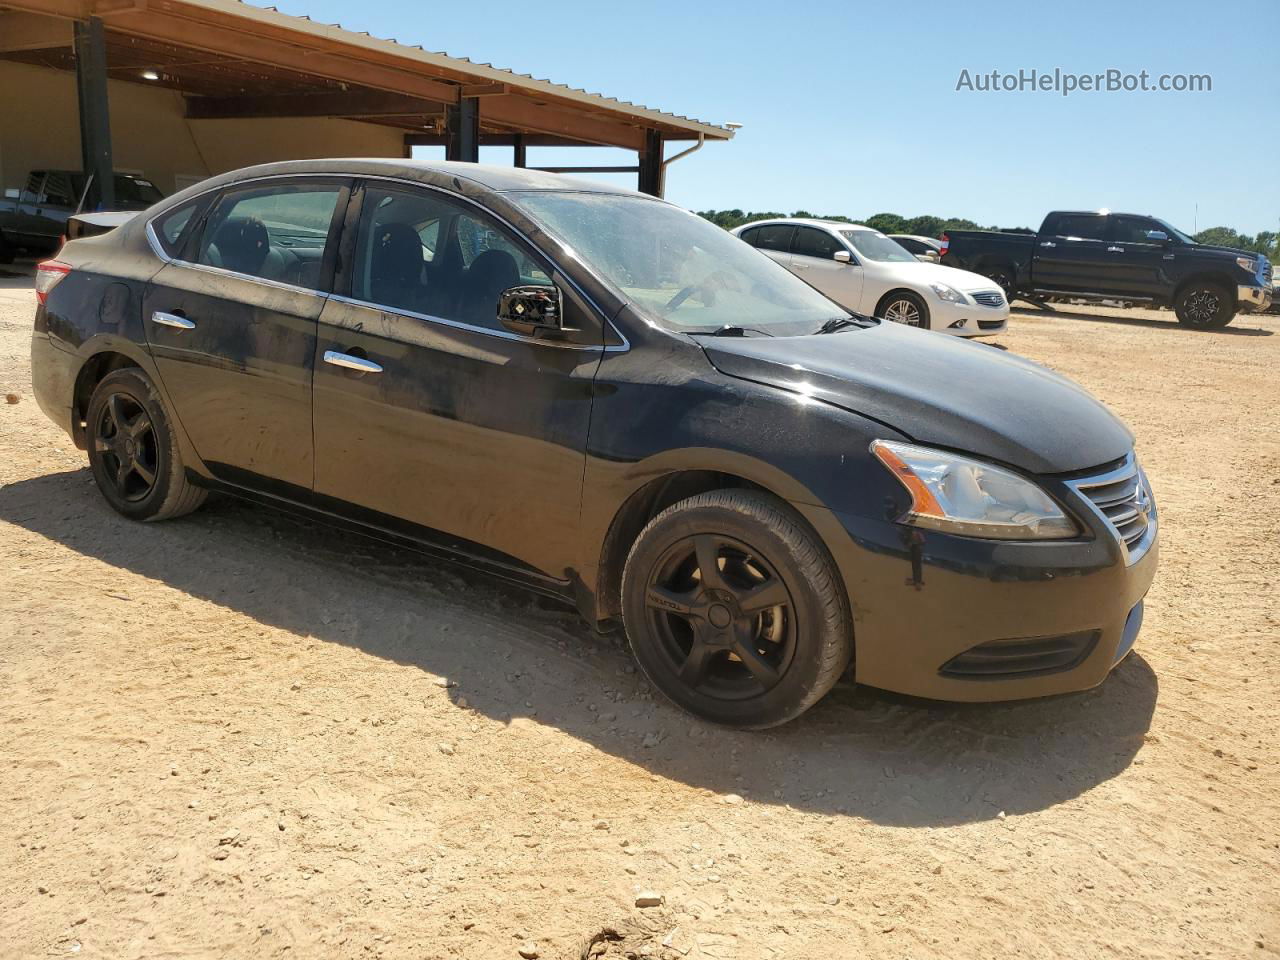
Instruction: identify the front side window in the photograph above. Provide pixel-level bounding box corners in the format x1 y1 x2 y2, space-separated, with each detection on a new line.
513 192 850 336
351 185 551 330
197 182 341 288
792 226 843 261
1111 216 1162 244
839 230 918 263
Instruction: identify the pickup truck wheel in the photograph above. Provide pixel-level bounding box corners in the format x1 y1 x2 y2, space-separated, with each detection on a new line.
0 231 15 265
877 291 930 329
86 368 207 522
1175 281 1235 329
621 490 853 729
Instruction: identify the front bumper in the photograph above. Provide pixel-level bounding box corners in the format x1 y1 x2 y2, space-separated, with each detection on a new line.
1238 283 1272 313
931 295 1010 338
797 471 1158 702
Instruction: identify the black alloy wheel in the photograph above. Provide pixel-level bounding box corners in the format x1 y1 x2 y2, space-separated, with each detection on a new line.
622 490 853 728
84 367 207 521
93 391 159 502
644 532 797 700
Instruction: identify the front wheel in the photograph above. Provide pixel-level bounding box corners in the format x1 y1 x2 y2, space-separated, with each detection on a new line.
876 290 930 330
1175 281 1235 329
621 490 853 729
85 367 207 521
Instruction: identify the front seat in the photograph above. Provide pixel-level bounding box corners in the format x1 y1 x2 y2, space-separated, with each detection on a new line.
209 217 270 276
368 222 425 312
458 249 520 326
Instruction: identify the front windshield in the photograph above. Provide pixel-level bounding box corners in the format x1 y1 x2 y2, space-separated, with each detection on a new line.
513 191 849 335
840 229 919 263
1154 219 1197 245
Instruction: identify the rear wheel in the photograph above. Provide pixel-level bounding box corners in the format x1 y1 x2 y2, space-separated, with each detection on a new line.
85 368 206 521
621 490 852 728
0 230 15 265
876 290 930 330
1175 281 1235 329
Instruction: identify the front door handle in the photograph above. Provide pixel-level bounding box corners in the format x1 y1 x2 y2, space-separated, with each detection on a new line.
1039 241 1057 248
1106 246 1124 253
151 310 195 330
323 350 382 374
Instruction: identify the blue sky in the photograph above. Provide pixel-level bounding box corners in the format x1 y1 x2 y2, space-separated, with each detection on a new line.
259 0 1279 235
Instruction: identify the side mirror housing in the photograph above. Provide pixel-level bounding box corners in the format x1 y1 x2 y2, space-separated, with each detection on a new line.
833 250 852 263
1145 229 1170 244
498 284 565 338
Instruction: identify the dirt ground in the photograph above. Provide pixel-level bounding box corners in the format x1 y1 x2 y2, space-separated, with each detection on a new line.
1 273 1278 960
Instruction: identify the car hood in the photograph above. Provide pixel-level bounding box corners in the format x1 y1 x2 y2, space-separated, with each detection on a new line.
873 260 1001 292
701 322 1133 475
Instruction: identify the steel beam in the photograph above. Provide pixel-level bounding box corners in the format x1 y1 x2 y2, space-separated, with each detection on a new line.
637 128 663 197
445 96 480 163
74 17 113 210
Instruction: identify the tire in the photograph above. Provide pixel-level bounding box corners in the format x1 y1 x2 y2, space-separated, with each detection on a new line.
621 490 852 729
876 290 930 330
985 267 1015 305
85 367 207 521
0 231 15 265
1174 280 1235 329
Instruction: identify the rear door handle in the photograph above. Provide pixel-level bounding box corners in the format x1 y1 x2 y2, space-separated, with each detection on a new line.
1106 246 1124 253
151 310 195 330
1039 241 1057 248
323 350 382 374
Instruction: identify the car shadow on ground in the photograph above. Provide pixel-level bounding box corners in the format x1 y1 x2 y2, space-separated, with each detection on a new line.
1010 304 1275 336
0 468 1159 828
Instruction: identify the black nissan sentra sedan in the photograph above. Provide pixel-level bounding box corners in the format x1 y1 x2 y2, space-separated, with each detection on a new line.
30 159 1158 728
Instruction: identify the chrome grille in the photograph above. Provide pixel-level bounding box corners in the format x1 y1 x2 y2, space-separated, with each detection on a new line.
1069 455 1155 563
1262 260 1272 286
972 290 1005 308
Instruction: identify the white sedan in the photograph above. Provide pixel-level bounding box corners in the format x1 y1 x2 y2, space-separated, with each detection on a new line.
732 218 1009 337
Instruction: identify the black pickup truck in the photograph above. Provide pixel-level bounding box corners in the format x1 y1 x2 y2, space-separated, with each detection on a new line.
940 210 1273 328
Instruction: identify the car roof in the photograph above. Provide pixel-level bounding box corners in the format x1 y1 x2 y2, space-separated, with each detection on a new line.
888 234 941 244
186 157 643 196
739 217 871 231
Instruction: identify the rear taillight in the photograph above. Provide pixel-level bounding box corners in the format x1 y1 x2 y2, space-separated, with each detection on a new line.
35 260 72 305
939 233 950 257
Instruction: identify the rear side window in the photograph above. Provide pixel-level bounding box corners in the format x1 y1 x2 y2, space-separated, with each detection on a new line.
738 226 760 247
1052 215 1107 241
153 200 204 258
895 237 924 254
755 224 794 253
197 182 342 289
42 172 76 208
792 227 842 260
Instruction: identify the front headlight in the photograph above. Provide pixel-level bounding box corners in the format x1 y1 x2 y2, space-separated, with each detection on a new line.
871 440 1080 540
1236 256 1257 273
928 282 969 304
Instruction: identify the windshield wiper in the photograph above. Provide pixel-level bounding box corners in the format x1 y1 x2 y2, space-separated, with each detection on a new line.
814 314 874 335
689 325 774 338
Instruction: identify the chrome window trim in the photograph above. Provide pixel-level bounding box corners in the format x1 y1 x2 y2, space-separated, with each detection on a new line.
144 171 630 353
1066 452 1157 566
327 294 622 353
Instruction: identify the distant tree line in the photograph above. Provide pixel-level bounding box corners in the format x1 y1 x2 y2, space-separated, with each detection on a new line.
697 209 1280 260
